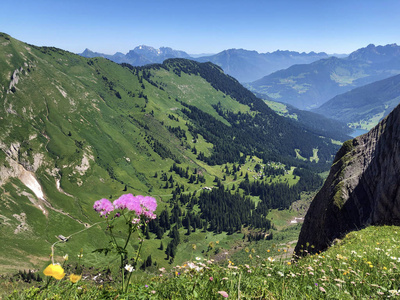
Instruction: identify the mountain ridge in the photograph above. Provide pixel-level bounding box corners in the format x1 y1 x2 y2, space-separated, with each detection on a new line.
295 102 400 255
313 73 400 129
79 46 331 82
248 43 400 110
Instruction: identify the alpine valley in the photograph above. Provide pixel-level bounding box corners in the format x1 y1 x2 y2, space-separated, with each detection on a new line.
248 43 400 110
0 32 348 273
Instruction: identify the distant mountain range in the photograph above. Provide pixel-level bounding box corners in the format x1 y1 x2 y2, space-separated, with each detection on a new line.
313 74 400 129
80 45 191 65
194 49 330 82
247 44 400 110
79 47 332 82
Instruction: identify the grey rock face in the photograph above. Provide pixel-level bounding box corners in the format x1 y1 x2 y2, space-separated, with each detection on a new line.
295 104 400 256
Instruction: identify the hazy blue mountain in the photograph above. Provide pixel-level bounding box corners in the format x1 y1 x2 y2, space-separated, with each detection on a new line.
79 45 191 66
313 74 400 129
79 47 330 83
248 44 400 110
194 49 329 82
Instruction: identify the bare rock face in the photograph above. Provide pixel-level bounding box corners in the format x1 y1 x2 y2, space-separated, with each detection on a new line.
295 104 400 256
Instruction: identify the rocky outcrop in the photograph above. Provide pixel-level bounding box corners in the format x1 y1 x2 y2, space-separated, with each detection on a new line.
295 104 400 256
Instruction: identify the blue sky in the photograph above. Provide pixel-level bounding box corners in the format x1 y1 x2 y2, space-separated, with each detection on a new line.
1 0 399 55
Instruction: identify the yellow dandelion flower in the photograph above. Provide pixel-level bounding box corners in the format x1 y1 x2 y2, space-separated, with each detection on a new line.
43 264 65 280
267 249 270 253
287 262 291 265
69 274 82 283
383 267 387 270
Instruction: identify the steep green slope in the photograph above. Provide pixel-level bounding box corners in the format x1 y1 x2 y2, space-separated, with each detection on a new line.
0 33 341 272
313 74 400 130
247 44 400 110
263 98 352 142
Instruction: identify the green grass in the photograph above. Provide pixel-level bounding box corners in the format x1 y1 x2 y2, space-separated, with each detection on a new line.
5 225 400 299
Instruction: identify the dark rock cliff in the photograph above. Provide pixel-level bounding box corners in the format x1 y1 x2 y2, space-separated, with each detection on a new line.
295 104 400 256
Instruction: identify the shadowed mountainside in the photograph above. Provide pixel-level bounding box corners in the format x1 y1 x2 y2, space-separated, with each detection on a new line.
295 103 400 255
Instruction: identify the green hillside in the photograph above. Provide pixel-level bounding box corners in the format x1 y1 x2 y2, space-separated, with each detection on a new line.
0 32 342 274
313 74 400 130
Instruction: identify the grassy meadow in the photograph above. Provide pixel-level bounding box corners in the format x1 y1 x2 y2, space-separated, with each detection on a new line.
3 225 400 299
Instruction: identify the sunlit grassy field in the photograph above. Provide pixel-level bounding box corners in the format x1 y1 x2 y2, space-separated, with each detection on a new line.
3 225 400 299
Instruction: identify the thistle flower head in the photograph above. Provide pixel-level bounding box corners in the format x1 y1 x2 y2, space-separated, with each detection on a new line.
93 198 114 217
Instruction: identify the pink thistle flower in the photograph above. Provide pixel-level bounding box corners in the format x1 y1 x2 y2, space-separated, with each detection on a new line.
217 291 229 298
209 276 213 281
141 196 157 212
113 194 135 210
93 198 114 216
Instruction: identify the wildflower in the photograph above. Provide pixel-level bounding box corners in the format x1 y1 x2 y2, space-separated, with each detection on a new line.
267 249 270 253
69 274 82 283
125 264 134 272
43 264 65 280
151 290 156 294
277 271 284 277
63 254 69 261
209 276 213 281
217 291 229 298
93 198 114 216
319 286 326 293
267 257 275 262
196 257 201 261
192 244 197 250
287 262 291 265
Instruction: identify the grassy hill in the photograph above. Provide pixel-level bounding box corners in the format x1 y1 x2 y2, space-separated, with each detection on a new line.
313 74 400 130
0 32 344 275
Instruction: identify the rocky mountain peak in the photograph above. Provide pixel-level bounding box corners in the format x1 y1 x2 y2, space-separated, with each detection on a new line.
295 103 400 256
